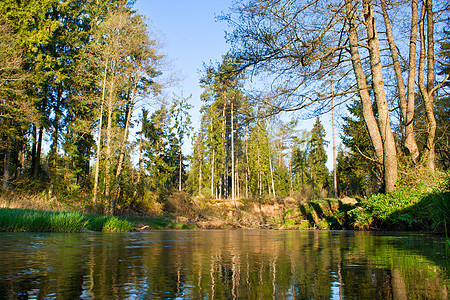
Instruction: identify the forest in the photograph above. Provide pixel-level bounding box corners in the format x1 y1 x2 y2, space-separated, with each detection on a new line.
0 0 449 230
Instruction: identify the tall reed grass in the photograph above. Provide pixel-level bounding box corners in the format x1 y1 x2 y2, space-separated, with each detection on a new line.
0 209 135 233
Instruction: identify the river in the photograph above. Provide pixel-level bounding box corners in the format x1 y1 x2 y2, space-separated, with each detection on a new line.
0 230 448 299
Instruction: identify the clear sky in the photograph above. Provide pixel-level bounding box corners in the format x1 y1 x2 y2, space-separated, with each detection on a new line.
133 0 338 171
134 0 232 118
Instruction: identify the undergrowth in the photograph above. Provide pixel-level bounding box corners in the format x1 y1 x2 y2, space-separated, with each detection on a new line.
348 172 450 232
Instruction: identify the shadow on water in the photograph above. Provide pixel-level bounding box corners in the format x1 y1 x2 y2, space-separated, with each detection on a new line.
0 230 448 299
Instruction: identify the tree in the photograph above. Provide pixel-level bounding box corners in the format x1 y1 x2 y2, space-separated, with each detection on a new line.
88 4 163 212
340 98 382 195
170 93 193 192
292 131 310 195
0 17 30 192
308 117 329 196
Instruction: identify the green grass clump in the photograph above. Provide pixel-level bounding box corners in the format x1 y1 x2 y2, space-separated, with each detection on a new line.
85 215 135 232
0 208 135 233
0 209 88 233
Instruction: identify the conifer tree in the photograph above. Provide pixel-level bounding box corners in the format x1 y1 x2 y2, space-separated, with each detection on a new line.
308 117 329 197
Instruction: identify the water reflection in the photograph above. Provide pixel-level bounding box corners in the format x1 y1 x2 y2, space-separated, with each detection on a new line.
0 230 448 299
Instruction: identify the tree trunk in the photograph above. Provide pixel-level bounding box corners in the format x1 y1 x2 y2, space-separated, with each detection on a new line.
20 140 25 180
31 125 37 177
198 140 202 196
211 148 215 198
105 76 115 201
258 143 261 196
332 77 337 198
134 124 143 197
111 99 131 214
209 94 215 198
425 0 435 172
49 87 62 190
345 0 384 166
222 99 227 199
111 67 141 214
231 97 235 202
362 0 398 192
33 126 43 180
288 135 293 197
381 0 419 161
418 0 437 172
245 132 250 199
266 120 276 198
406 0 420 161
92 58 109 206
3 137 11 193
178 151 182 192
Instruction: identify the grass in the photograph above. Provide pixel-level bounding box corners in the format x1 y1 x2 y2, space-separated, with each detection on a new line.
0 208 135 233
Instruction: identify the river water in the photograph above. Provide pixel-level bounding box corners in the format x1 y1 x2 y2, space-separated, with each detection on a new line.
0 230 448 299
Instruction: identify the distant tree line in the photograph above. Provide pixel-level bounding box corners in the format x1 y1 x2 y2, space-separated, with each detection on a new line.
187 54 331 200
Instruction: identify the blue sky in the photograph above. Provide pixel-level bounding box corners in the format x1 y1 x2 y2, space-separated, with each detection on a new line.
134 0 232 118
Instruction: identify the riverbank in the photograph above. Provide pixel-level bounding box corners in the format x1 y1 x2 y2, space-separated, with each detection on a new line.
0 174 448 234
0 190 448 234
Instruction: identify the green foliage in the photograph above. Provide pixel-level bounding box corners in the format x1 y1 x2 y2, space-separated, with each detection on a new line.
140 105 185 196
348 177 450 231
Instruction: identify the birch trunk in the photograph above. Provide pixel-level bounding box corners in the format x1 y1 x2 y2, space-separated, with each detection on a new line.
93 58 109 205
105 76 115 199
111 70 140 214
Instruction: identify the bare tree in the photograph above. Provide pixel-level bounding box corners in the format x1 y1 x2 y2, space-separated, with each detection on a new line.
223 0 449 192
